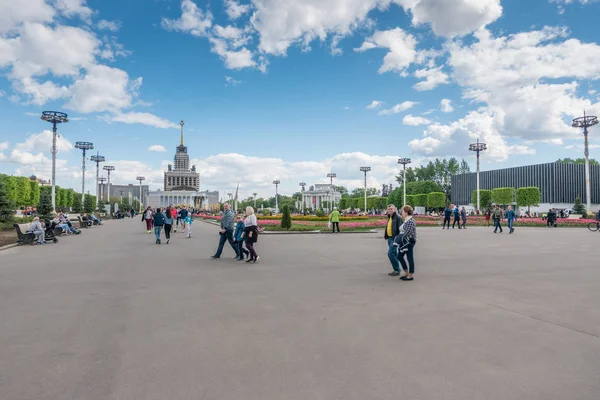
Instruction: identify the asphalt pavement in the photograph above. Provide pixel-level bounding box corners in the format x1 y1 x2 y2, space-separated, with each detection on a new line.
0 219 599 400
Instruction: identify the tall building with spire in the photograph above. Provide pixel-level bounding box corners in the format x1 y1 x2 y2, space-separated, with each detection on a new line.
164 121 200 191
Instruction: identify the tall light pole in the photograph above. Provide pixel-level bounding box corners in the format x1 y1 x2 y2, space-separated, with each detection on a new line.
573 111 598 212
360 167 371 212
90 152 105 209
327 172 336 210
119 190 124 203
103 165 115 204
74 141 94 211
299 182 306 213
41 111 68 211
469 139 487 213
253 192 257 209
398 158 411 206
136 176 145 209
273 180 280 213
98 177 107 202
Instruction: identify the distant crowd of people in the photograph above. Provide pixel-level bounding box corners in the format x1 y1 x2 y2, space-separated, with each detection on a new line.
142 205 193 244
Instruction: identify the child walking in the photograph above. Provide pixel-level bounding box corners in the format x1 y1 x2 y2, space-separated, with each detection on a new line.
234 215 250 261
183 212 193 238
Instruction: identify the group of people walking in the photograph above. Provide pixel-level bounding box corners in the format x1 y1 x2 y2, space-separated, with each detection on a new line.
385 204 417 281
442 205 467 229
142 205 193 244
211 203 260 263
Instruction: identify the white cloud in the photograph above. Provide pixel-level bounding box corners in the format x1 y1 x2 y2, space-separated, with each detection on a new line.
0 0 55 34
104 112 179 129
51 0 93 21
394 0 503 38
408 110 535 161
209 38 256 69
366 100 383 109
402 114 431 126
413 65 449 91
225 76 242 86
148 145 167 152
7 149 48 165
379 101 418 116
224 0 251 20
0 141 9 151
448 27 600 141
97 19 121 31
161 0 213 37
15 130 73 153
251 0 389 56
66 65 140 113
354 28 418 74
440 99 454 113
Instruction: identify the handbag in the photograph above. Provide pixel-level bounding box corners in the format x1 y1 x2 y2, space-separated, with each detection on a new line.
327 221 331 229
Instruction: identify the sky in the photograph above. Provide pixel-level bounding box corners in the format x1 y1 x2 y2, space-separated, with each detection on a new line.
1 0 600 200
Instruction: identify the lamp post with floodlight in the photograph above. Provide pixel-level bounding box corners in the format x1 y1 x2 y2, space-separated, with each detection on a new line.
469 139 487 213
41 111 68 211
572 111 598 212
136 176 145 210
103 165 115 205
359 167 371 212
398 158 411 206
90 152 105 209
273 180 280 213
74 142 94 211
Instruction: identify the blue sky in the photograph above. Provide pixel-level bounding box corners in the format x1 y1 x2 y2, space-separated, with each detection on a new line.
1 0 599 198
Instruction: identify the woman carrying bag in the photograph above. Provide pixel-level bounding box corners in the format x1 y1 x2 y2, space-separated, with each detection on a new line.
243 206 260 264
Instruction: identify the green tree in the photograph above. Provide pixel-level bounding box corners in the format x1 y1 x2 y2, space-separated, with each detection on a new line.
37 188 53 221
280 205 292 229
516 187 541 212
414 194 428 207
84 194 95 213
557 158 599 165
492 188 515 205
338 198 347 210
405 195 415 207
572 195 586 215
15 176 31 207
29 180 40 206
0 178 14 222
427 192 446 209
472 189 492 210
72 194 82 213
0 174 18 205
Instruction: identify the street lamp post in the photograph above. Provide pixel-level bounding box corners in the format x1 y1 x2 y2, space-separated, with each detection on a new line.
253 192 257 209
90 152 105 210
299 182 306 213
572 111 599 212
398 158 411 206
74 142 94 212
103 165 115 205
41 111 68 211
327 173 336 211
469 139 487 213
273 180 280 213
98 177 107 203
119 190 124 203
360 167 371 212
136 176 145 209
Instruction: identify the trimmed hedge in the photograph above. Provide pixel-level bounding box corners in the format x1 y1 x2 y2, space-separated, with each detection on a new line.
427 192 446 208
516 187 540 210
471 189 492 209
492 187 514 205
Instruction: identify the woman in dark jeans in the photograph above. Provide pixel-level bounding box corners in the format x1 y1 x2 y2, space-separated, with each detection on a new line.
397 205 417 281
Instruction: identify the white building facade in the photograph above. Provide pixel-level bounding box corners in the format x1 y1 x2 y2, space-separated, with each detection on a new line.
300 184 342 212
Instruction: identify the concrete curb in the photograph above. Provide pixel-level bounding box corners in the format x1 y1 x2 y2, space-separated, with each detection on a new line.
0 243 18 252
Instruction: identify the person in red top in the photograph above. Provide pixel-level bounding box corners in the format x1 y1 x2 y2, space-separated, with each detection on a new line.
170 205 178 232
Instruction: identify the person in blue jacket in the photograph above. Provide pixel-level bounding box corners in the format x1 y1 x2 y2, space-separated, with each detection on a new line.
442 205 452 229
152 208 166 244
505 205 517 234
233 215 250 261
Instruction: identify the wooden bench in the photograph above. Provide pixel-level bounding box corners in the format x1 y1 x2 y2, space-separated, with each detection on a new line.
13 224 36 245
77 216 92 228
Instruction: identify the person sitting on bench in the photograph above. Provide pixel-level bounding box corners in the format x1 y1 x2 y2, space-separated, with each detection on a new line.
27 217 45 245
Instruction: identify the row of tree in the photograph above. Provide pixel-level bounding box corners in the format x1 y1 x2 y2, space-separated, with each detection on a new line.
471 187 541 211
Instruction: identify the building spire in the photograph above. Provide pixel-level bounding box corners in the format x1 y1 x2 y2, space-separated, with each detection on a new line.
180 120 184 146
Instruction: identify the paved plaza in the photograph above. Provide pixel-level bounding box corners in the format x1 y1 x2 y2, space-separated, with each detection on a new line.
0 220 599 400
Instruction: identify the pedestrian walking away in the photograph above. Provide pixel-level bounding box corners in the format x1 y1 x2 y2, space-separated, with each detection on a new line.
171 205 178 233
396 205 417 281
211 202 240 259
493 205 503 233
164 205 174 244
384 204 403 276
142 206 153 234
505 205 517 234
330 207 341 233
485 208 491 227
460 207 467 229
452 204 461 229
180 207 189 233
442 205 452 229
153 208 166 244
243 206 260 263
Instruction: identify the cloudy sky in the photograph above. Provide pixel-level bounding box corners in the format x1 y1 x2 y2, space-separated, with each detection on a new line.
1 0 599 199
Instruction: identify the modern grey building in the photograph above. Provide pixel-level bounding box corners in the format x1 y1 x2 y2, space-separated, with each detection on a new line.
451 162 600 211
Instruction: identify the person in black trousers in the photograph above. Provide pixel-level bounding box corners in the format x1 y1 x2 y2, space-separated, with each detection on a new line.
452 205 462 229
397 205 417 281
442 206 452 229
